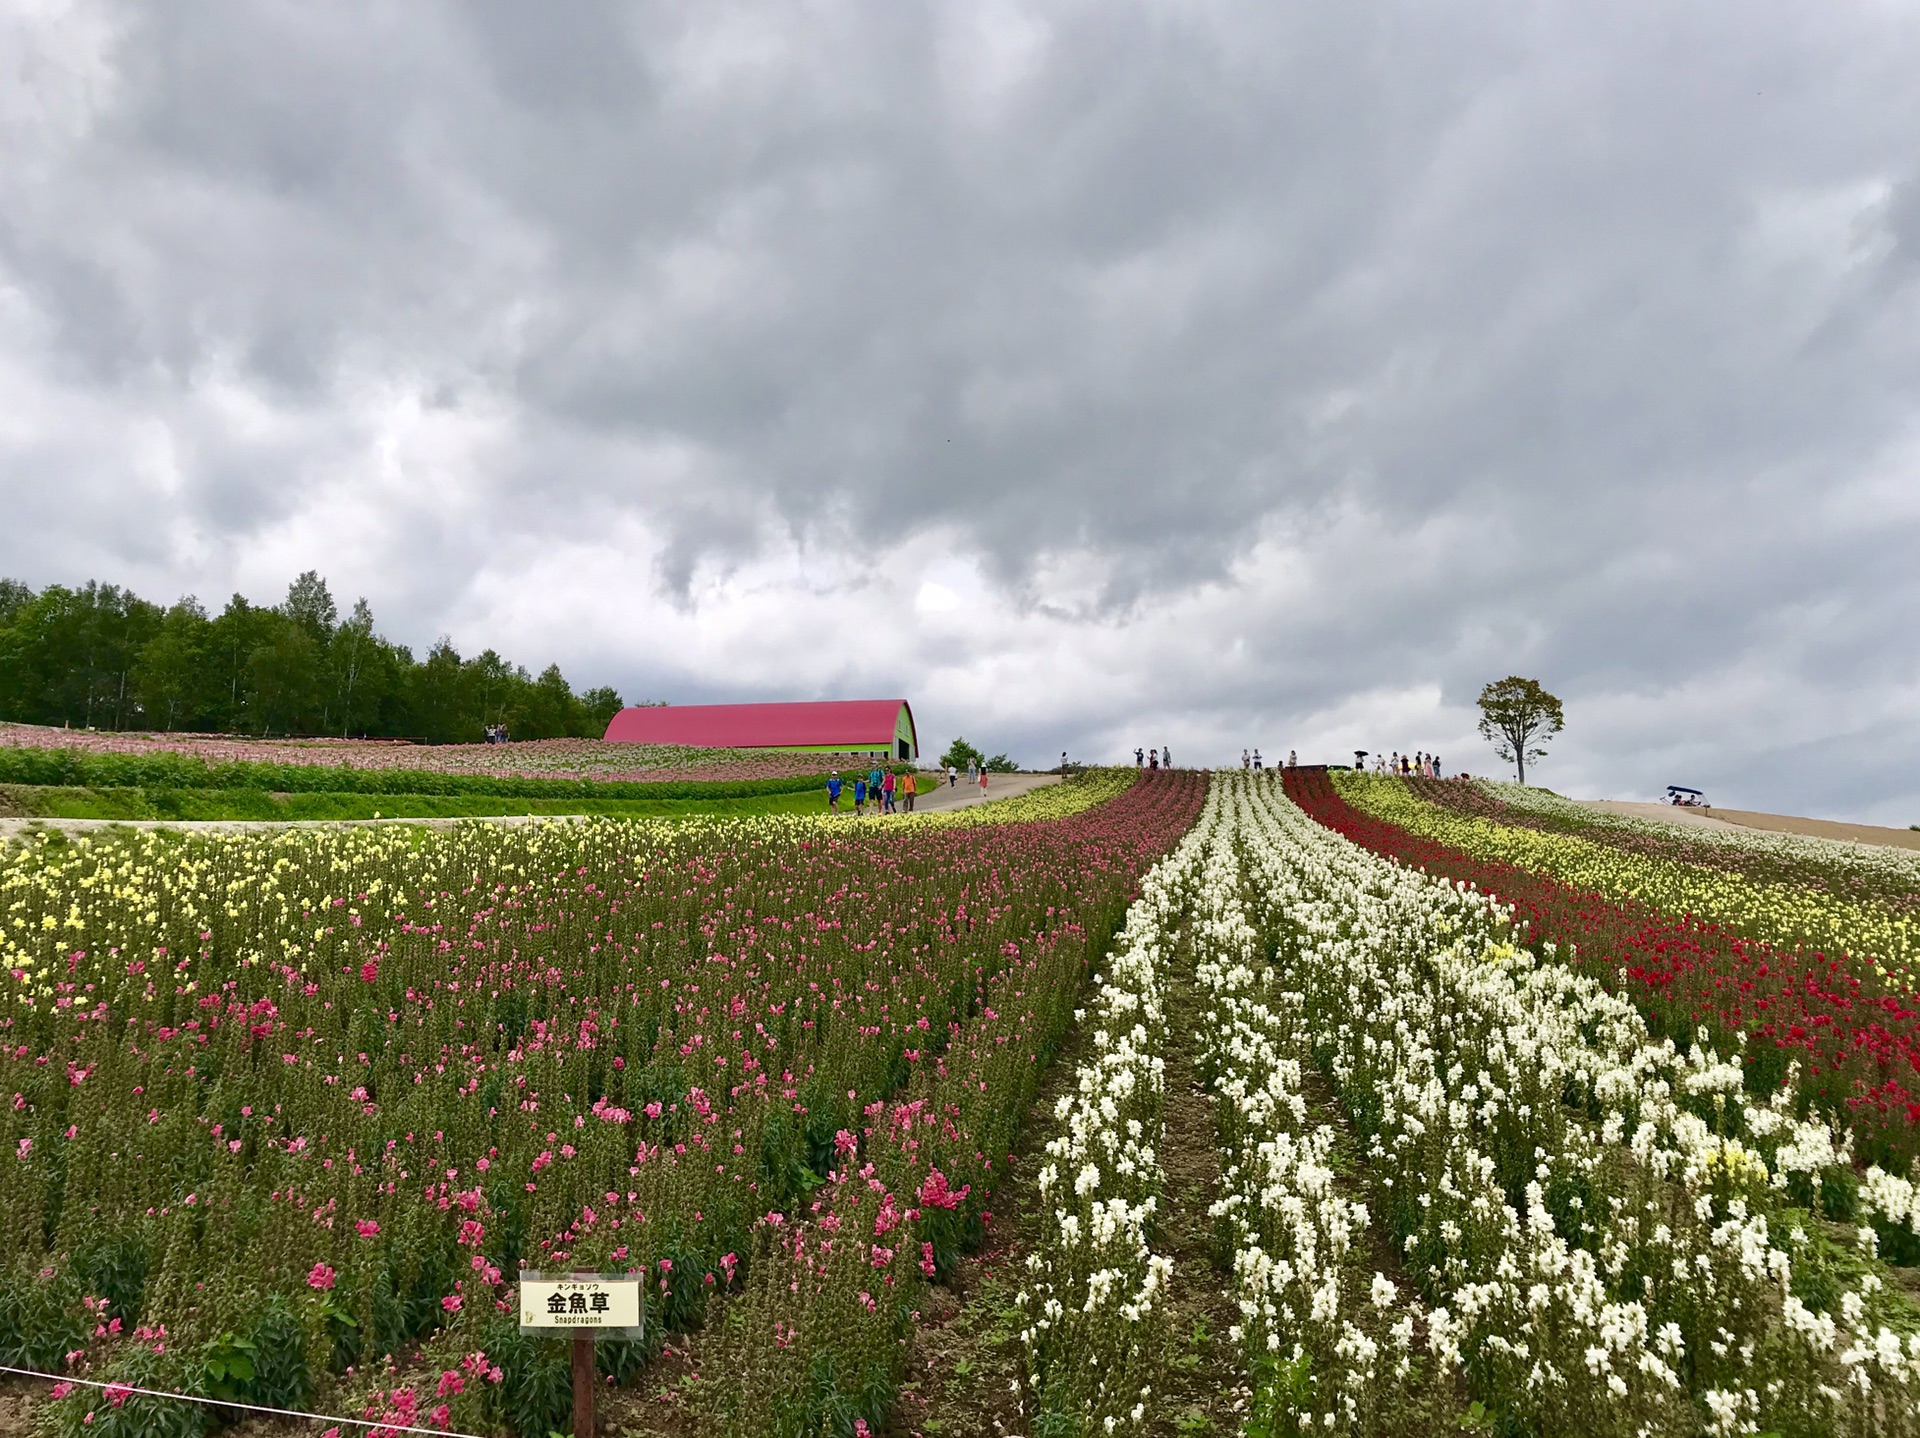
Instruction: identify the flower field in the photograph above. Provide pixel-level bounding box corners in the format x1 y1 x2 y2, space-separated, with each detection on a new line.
1287 770 1920 1175
8 764 1920 1438
0 770 1203 1438
0 723 833 784
1341 773 1919 981
1019 774 1920 1437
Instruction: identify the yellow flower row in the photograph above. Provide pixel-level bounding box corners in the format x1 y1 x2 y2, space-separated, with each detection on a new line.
1331 774 1917 980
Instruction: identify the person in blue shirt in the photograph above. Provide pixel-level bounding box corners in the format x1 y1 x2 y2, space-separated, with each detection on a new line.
854 777 868 816
827 774 843 814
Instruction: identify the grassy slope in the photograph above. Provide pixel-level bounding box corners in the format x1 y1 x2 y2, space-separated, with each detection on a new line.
0 782 832 822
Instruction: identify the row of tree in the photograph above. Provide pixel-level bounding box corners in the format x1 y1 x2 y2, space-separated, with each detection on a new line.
0 572 629 743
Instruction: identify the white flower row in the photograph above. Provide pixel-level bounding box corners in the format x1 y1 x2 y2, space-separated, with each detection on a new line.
1479 780 1920 1258
1189 781 1418 1433
1211 774 1920 1436
1016 785 1221 1432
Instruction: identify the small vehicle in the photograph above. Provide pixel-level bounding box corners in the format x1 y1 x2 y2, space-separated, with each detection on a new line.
1665 785 1707 807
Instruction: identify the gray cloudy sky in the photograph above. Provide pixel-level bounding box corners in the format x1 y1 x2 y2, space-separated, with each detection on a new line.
3 1 1919 821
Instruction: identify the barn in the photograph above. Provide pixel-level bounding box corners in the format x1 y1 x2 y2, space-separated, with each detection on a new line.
602 699 919 761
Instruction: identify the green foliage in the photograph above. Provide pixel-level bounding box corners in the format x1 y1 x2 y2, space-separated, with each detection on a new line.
939 737 985 772
938 739 1018 773
0 1262 86 1370
0 572 637 742
1243 1350 1315 1438
484 1322 577 1438
45 1345 209 1438
1474 675 1565 785
201 1296 311 1411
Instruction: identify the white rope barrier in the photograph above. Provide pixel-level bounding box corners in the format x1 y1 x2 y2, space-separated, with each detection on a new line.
0 1364 491 1438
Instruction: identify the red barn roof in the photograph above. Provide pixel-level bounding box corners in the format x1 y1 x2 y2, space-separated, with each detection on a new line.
603 699 916 752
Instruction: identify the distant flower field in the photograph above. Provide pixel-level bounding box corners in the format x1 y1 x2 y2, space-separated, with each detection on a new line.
0 723 834 784
7 766 1920 1438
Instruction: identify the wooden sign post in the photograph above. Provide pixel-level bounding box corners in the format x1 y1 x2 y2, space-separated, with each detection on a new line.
518 1273 644 1438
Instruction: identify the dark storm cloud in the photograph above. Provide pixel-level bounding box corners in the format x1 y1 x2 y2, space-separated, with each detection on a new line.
1 0 1918 816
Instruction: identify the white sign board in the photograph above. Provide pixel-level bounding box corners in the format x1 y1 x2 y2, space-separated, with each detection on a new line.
518 1273 643 1335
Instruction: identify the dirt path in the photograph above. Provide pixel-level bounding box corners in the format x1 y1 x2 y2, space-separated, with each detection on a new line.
1150 961 1250 1435
874 947 1243 1438
1580 799 1920 851
900 772 1060 814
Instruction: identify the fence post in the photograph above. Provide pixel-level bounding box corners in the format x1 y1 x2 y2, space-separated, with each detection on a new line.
571 1332 595 1438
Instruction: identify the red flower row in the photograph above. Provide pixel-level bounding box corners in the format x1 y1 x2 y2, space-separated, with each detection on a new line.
1282 769 1920 1172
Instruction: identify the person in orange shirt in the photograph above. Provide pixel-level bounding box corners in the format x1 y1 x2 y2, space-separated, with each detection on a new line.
901 769 917 812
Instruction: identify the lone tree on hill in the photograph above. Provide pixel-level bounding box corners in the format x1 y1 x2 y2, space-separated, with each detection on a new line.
1476 676 1564 785
940 737 986 772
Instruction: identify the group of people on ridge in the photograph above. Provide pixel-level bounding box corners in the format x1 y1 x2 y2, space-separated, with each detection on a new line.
1237 749 1298 771
826 763 918 816
1376 750 1442 777
1135 746 1173 769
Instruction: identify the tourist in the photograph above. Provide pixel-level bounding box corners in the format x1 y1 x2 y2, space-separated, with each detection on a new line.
1287 749 1297 768
1162 745 1171 768
902 768 916 811
854 776 867 816
827 774 842 815
947 763 957 788
979 764 989 796
1061 751 1069 775
1252 749 1262 770
1432 755 1441 778
881 768 896 814
967 756 978 785
869 762 885 797
1148 748 1159 771
1135 746 1144 767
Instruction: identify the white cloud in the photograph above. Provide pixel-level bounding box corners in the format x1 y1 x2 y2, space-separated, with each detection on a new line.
1 0 1918 821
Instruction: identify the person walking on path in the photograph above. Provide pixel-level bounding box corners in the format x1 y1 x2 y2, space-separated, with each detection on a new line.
966 756 978 786
827 774 843 815
853 776 867 816
902 769 917 811
947 763 957 788
979 764 989 796
881 769 896 814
